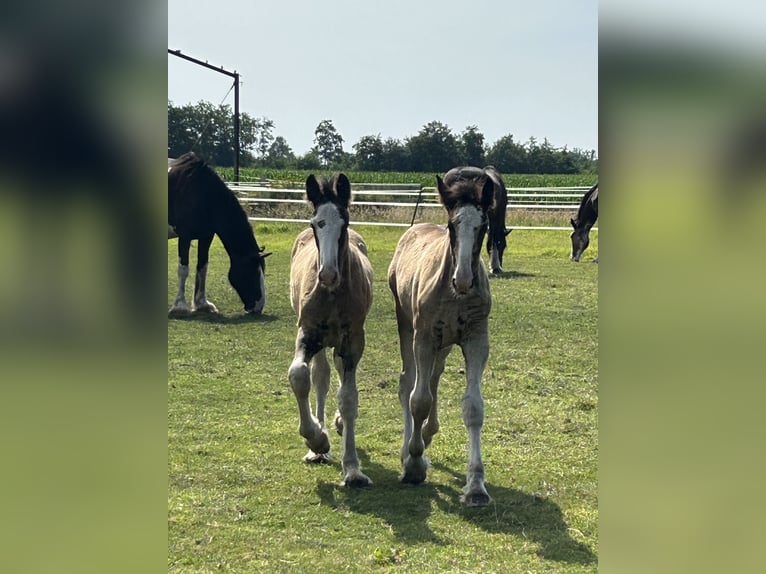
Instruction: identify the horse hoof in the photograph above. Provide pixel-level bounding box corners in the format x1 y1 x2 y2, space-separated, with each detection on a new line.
303 451 332 464
400 455 428 485
461 490 491 507
342 470 372 488
304 429 330 455
334 413 344 436
193 302 218 313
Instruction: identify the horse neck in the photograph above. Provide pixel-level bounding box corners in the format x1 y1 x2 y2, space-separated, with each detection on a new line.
214 199 259 258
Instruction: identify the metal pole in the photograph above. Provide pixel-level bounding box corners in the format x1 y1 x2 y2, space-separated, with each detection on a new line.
168 49 241 179
234 74 240 183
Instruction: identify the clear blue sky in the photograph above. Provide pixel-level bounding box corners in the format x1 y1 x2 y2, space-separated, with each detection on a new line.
168 0 598 157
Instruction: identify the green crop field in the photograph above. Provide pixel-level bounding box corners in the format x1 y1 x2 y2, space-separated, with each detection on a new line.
216 167 596 191
168 222 598 573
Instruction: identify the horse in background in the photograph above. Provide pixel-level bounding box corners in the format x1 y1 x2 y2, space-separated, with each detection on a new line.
444 165 511 274
168 152 270 316
388 171 494 506
570 183 598 262
288 173 374 487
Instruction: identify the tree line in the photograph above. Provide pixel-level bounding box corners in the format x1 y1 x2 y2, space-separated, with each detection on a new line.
168 100 598 174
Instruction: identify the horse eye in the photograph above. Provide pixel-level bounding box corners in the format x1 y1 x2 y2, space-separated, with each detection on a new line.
316 220 326 229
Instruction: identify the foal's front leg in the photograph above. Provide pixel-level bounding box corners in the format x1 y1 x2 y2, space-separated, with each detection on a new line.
303 349 332 463
401 333 435 485
288 329 330 459
334 337 372 487
459 333 491 506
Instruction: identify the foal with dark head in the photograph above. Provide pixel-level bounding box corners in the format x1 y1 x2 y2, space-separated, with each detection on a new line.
388 171 494 506
168 152 269 315
444 165 511 274
288 174 374 487
570 182 598 262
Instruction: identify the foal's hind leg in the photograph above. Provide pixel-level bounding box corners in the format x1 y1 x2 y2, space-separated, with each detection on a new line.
423 347 450 448
333 336 372 487
192 233 218 313
288 329 331 458
303 349 332 464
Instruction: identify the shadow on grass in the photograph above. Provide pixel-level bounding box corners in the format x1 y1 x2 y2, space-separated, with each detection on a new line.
167 311 280 324
490 270 537 279
315 451 595 566
315 450 448 545
430 461 597 565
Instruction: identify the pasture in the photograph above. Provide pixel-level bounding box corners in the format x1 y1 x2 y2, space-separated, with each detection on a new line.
168 222 598 572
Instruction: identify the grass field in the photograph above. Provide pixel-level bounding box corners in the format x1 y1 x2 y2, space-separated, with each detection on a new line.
168 222 598 573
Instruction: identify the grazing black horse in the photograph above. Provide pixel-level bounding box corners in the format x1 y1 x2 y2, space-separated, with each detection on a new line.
168 152 269 315
570 183 598 262
444 166 511 274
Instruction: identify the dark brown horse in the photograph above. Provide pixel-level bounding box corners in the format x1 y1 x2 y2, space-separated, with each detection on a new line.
388 171 494 506
288 174 374 487
570 183 598 262
444 165 511 274
168 152 269 315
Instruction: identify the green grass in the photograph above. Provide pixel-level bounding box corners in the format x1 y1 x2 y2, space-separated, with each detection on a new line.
168 223 598 573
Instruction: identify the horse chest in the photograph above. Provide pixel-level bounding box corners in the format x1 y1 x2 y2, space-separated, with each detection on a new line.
301 293 353 348
427 297 489 347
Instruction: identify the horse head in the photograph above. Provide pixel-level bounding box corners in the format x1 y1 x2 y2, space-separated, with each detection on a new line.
229 247 270 313
305 173 351 291
437 173 493 295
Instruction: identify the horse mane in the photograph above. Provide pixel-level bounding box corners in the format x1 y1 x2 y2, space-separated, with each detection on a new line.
574 183 598 225
170 152 262 254
307 175 351 222
438 179 486 210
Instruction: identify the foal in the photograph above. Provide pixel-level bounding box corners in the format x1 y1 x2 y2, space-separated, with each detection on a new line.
388 173 494 506
288 174 373 487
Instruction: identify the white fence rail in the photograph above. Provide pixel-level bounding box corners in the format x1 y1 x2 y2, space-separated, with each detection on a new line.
226 181 597 231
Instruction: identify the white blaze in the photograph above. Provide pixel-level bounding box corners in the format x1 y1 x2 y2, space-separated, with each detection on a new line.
312 202 345 288
453 205 482 294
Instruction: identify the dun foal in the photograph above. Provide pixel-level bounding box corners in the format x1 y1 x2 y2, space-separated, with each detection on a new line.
388 173 494 506
288 174 373 487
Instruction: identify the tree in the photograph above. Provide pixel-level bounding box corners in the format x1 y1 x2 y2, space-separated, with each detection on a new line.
353 134 384 171
460 125 485 167
312 119 344 167
266 136 294 169
247 116 275 161
406 121 460 172
486 134 528 173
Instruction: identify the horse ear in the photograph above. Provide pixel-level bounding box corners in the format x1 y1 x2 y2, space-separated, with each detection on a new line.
306 174 323 205
262 252 272 259
570 217 577 228
504 228 513 236
480 177 494 211
436 175 449 205
334 173 351 207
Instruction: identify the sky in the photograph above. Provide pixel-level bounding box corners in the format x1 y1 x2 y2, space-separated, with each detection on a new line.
168 0 598 157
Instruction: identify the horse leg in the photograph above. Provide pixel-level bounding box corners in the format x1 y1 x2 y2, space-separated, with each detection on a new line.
288 329 330 458
169 236 191 316
303 348 332 463
459 332 491 506
401 331 435 485
192 233 218 313
395 308 416 465
333 336 372 487
423 347 450 448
